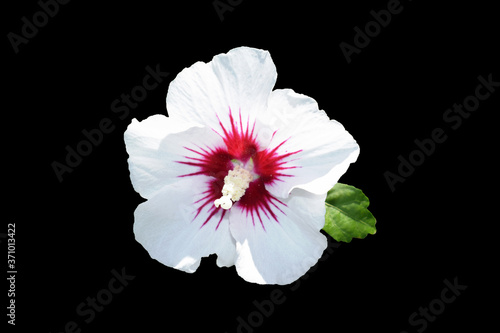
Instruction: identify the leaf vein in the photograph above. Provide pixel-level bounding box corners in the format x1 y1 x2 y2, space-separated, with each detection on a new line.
327 204 374 230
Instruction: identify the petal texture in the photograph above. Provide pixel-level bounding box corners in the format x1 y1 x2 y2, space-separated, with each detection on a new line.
134 176 237 272
125 115 225 199
229 188 328 285
166 47 277 132
261 89 360 198
124 115 191 199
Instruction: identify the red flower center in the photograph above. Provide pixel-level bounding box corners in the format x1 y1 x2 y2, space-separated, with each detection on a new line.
177 109 301 230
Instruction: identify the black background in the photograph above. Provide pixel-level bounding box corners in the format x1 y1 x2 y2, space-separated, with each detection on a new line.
4 0 498 332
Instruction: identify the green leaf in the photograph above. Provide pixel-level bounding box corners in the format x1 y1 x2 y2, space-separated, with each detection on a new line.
323 183 376 243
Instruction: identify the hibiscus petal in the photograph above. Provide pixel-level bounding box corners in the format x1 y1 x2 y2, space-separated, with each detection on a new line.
229 188 328 285
166 47 277 132
262 89 360 198
125 115 225 199
134 176 237 272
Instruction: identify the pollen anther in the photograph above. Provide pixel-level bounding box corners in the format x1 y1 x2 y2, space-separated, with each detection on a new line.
214 165 253 210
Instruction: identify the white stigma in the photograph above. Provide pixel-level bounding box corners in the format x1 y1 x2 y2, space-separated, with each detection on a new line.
214 165 253 210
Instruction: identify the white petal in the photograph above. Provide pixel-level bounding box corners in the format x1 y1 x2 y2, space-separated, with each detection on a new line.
134 176 237 272
262 89 360 198
229 188 327 285
166 46 277 132
124 115 224 199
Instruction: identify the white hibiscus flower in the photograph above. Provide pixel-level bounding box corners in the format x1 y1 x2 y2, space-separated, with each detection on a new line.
124 46 359 285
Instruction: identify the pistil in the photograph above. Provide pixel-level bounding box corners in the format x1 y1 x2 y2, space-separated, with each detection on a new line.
214 165 253 210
